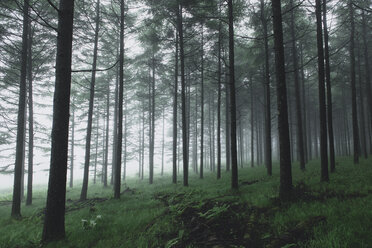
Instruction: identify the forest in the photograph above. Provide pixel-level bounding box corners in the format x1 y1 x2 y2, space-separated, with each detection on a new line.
0 0 371 247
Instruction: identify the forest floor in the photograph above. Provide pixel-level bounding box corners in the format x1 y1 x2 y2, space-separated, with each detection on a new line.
0 156 372 248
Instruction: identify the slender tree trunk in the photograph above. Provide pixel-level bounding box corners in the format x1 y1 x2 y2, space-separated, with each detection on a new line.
173 29 178 183
111 54 119 185
12 0 29 218
261 0 272 175
93 110 99 185
228 0 238 189
362 10 372 143
114 0 124 199
290 0 305 171
161 107 165 176
323 0 336 172
300 43 308 163
26 24 33 206
178 4 188 186
271 0 292 199
81 0 100 200
217 16 222 179
103 81 109 187
123 90 128 181
357 45 368 159
316 0 329 182
250 81 254 168
200 25 204 179
69 100 75 188
349 0 359 164
225 73 231 171
42 0 74 241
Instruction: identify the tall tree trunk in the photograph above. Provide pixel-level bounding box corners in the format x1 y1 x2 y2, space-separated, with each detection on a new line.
161 107 165 176
323 0 336 172
103 80 109 187
316 0 329 182
217 15 222 179
149 53 156 184
250 81 254 168
300 43 308 163
42 0 74 241
123 90 128 181
357 45 368 159
261 0 272 175
349 0 359 164
93 109 99 184
271 0 292 199
290 0 305 171
69 99 75 188
225 73 231 171
200 25 204 179
111 54 119 185
12 0 30 218
178 4 188 186
114 0 124 199
228 0 238 189
26 24 33 206
81 0 100 200
173 29 178 183
362 10 372 144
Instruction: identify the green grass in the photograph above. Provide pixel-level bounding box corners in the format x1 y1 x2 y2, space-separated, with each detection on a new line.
0 157 372 247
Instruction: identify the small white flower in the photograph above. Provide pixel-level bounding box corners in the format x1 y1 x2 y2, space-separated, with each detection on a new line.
96 215 102 219
90 220 97 228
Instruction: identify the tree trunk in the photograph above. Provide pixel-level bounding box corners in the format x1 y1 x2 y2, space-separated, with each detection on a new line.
178 4 188 186
290 0 305 171
225 73 231 171
228 0 238 189
81 0 100 200
349 0 359 164
200 25 204 179
316 0 329 182
250 81 254 168
12 0 30 218
103 79 109 187
271 0 292 200
173 29 178 183
114 0 124 199
69 99 75 188
42 0 74 241
261 0 272 175
323 0 336 172
357 45 367 159
26 24 33 206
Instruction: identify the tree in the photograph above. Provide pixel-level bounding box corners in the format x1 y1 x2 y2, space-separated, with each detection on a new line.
271 0 292 199
228 0 238 190
349 0 359 164
114 0 125 199
11 0 29 218
316 0 329 182
42 0 75 242
81 0 100 201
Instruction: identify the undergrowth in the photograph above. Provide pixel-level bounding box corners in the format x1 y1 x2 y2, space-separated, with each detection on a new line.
0 156 371 247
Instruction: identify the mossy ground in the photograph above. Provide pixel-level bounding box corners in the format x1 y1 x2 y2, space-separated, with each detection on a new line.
0 156 371 247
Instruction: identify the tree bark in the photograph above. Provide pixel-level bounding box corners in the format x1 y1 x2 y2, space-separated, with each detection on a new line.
349 0 359 164
228 0 238 189
173 29 178 183
114 0 124 199
323 0 336 172
178 4 188 186
271 0 292 199
42 0 74 241
12 0 30 218
200 25 204 179
26 24 33 206
81 0 100 200
290 0 305 171
316 0 329 182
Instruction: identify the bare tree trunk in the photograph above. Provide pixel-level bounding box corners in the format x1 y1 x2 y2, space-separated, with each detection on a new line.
178 4 188 186
26 24 34 206
114 0 124 199
81 0 100 200
271 0 292 199
228 0 238 189
173 29 178 183
12 0 30 218
316 0 329 182
42 0 74 241
349 0 359 164
200 25 204 179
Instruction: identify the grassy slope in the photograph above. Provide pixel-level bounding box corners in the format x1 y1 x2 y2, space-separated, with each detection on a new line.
0 157 371 247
